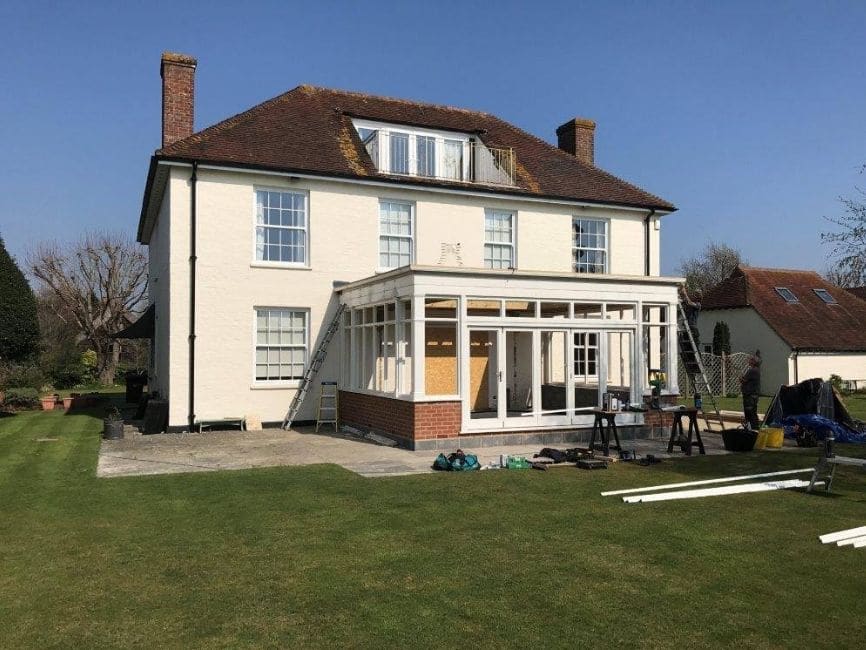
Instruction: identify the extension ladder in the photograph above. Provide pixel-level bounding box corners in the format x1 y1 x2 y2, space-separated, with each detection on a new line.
315 382 339 433
676 301 724 431
281 304 346 429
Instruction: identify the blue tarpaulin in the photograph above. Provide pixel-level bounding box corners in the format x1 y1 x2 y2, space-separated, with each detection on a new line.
782 414 866 444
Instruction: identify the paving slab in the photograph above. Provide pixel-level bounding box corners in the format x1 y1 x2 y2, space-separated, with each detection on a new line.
97 426 734 479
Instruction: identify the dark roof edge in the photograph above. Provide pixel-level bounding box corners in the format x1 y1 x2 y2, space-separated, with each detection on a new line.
137 156 159 243
151 154 678 213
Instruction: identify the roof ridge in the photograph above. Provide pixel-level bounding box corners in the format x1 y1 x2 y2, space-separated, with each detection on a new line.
299 84 495 118
740 264 824 276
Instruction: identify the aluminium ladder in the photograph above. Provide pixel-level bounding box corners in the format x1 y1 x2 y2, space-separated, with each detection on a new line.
676 301 724 431
315 382 339 433
282 304 346 430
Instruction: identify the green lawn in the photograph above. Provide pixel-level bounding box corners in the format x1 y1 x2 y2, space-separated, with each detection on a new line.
2 405 866 647
677 393 866 420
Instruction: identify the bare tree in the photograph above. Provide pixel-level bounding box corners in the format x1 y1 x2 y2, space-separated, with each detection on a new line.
822 178 866 288
676 242 746 294
28 233 148 385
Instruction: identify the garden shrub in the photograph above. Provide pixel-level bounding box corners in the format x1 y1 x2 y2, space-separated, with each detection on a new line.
3 387 40 410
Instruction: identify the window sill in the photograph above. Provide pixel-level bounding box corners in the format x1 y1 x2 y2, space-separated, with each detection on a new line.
250 381 302 390
250 262 311 271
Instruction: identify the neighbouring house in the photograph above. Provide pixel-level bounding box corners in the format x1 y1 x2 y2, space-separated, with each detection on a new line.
137 52 683 448
846 286 866 302
698 266 866 393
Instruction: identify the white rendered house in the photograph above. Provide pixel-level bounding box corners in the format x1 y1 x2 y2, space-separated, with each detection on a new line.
698 266 866 394
138 53 682 447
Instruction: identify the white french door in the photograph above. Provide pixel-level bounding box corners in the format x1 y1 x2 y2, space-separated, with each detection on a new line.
465 327 611 430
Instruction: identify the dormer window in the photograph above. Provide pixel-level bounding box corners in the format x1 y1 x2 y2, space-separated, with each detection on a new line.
352 118 514 186
813 288 837 304
775 287 798 303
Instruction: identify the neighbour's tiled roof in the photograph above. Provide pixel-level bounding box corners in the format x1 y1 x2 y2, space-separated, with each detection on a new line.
156 85 674 211
702 266 866 352
846 286 866 301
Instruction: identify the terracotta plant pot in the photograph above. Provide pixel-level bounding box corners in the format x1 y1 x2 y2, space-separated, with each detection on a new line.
41 396 57 411
62 397 73 411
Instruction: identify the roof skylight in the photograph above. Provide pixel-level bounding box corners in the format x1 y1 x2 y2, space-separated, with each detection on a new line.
813 288 837 304
774 287 799 303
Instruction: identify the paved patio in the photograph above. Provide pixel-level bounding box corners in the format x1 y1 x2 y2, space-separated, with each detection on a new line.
97 425 733 479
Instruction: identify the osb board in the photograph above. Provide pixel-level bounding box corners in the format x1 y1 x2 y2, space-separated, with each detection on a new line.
425 325 457 395
469 330 492 411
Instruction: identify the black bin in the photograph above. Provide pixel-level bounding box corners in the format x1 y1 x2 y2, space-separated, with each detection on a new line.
125 371 147 404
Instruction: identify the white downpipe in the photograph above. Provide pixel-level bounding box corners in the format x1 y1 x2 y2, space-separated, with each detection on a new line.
602 468 814 497
836 535 866 547
818 526 866 544
622 479 815 503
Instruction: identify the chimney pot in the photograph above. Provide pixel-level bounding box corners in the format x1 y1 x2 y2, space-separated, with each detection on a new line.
160 52 197 148
556 117 596 166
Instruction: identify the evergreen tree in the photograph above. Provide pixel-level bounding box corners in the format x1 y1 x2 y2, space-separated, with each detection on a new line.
712 321 731 356
0 234 40 362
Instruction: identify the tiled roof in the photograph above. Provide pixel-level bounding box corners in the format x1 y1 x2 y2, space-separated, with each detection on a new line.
702 266 866 352
155 85 674 211
846 286 866 301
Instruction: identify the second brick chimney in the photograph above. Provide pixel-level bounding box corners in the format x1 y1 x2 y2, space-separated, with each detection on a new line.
556 118 596 166
160 52 197 148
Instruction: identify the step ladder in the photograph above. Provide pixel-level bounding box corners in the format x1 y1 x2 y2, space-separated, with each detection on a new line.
281 304 346 429
316 382 339 433
676 301 724 431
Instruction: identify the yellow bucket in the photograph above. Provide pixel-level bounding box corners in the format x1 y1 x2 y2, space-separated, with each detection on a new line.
763 427 784 449
754 429 767 450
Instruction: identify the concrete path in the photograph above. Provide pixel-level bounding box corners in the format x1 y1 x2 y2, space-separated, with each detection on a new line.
97 426 733 479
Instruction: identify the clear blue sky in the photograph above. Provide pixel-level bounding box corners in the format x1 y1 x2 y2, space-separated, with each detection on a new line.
1 1 864 275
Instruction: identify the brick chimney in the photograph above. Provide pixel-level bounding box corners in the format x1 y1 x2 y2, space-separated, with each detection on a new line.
160 52 197 148
556 118 596 166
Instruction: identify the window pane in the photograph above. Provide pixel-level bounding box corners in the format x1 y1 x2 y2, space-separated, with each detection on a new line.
417 136 436 177
390 132 409 174
254 309 307 381
443 140 463 180
540 302 569 318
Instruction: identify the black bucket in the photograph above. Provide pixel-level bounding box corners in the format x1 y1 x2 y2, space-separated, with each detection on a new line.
722 428 757 452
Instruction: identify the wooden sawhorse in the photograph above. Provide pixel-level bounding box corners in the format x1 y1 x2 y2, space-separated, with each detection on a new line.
666 408 705 456
589 410 622 457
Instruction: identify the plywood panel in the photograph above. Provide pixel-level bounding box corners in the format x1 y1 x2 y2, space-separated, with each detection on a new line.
425 325 457 395
469 331 492 411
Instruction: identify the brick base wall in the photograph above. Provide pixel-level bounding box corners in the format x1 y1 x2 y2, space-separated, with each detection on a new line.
339 391 461 446
340 390 681 450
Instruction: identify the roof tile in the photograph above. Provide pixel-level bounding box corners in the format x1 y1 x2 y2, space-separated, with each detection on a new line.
703 266 866 352
157 85 674 210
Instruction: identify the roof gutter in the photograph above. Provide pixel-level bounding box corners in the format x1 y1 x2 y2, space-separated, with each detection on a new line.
151 155 677 215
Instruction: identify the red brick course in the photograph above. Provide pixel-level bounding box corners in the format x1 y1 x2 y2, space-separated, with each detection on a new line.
339 391 461 444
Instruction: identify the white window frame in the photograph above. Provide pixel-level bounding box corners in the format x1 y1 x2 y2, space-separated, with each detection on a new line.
484 209 516 270
352 118 471 180
252 308 309 386
253 188 310 268
574 331 599 381
572 217 608 274
378 200 415 271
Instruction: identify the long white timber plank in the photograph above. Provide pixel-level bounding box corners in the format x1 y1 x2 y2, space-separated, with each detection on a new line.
819 526 866 544
836 535 866 547
623 479 814 503
602 469 814 497
853 538 866 548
